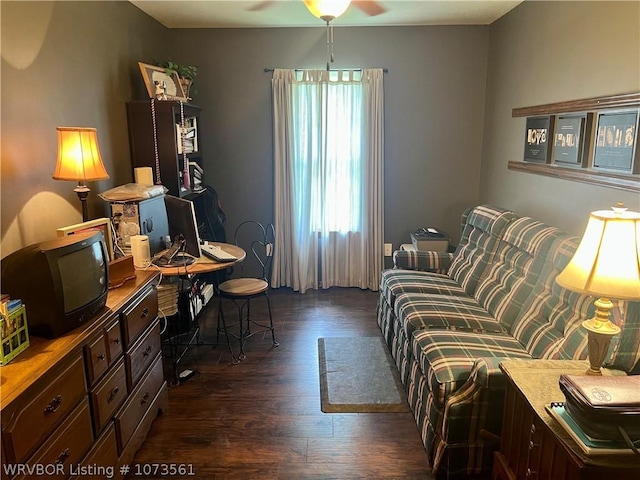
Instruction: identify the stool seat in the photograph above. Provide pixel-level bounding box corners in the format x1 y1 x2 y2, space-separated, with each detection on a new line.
219 278 268 296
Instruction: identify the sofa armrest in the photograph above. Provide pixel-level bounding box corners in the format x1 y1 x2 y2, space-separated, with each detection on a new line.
468 357 512 389
393 249 453 273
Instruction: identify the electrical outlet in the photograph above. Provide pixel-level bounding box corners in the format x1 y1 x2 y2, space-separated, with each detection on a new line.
384 243 393 257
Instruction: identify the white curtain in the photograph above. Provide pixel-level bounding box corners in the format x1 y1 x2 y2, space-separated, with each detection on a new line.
271 68 384 293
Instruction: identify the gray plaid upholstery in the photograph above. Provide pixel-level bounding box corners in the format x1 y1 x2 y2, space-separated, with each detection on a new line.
376 205 640 479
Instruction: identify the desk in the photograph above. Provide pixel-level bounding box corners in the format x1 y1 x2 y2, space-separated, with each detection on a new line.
141 242 246 383
152 242 246 276
493 359 640 480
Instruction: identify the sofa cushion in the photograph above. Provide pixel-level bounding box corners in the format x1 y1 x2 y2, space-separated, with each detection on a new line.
379 269 468 309
447 205 517 296
473 216 563 330
395 292 506 341
411 330 531 407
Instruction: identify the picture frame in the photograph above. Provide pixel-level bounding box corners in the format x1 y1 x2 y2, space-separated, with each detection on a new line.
593 109 639 173
138 62 186 101
553 113 589 167
524 115 555 163
57 217 114 261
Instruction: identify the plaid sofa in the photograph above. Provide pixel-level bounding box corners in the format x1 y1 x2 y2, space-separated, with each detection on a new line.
377 205 640 479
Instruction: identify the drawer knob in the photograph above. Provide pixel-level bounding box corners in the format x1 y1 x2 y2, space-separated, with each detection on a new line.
529 440 539 450
140 392 150 406
140 307 149 318
142 345 153 357
107 387 120 403
113 338 120 345
55 448 70 465
526 468 537 479
530 424 536 434
43 395 63 415
98 353 106 361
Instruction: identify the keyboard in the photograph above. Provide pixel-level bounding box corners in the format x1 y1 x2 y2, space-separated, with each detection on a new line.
200 243 237 262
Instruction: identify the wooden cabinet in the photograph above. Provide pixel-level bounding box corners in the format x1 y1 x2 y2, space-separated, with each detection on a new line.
126 100 204 198
0 270 167 480
493 360 640 480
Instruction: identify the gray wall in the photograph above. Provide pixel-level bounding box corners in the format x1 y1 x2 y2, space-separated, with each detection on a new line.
480 1 640 236
1 1 166 256
168 26 490 256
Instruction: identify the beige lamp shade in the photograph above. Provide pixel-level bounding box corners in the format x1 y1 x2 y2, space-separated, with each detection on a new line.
52 127 109 182
303 0 351 19
556 207 640 300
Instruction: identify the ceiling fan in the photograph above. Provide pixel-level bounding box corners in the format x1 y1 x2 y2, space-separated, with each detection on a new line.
251 1 387 69
249 1 387 19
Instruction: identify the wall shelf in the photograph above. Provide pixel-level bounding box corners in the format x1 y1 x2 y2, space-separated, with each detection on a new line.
510 91 640 192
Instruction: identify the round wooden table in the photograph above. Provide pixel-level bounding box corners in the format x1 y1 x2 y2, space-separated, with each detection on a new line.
144 242 246 276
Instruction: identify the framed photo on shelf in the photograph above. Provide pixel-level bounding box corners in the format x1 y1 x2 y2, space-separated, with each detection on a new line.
57 217 114 261
524 116 554 163
593 110 639 173
138 62 186 101
553 113 588 167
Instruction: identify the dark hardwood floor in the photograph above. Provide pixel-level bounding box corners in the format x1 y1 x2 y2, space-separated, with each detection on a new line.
132 287 434 479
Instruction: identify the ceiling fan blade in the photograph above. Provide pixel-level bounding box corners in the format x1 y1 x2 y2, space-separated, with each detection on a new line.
248 1 275 12
352 0 387 17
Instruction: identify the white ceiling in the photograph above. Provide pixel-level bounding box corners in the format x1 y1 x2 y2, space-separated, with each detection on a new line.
129 0 523 29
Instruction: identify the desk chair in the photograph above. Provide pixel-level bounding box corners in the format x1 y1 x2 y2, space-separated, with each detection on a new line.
216 221 278 363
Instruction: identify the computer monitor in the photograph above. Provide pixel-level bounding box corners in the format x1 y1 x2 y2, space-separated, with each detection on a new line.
164 195 202 259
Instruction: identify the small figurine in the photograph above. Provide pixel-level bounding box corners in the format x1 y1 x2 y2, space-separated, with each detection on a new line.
154 80 167 100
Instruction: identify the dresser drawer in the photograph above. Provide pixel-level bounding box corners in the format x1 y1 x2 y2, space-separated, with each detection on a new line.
125 318 161 391
89 359 127 434
2 355 86 463
70 424 118 480
84 334 109 386
18 398 93 480
114 353 164 453
120 286 157 347
105 319 123 364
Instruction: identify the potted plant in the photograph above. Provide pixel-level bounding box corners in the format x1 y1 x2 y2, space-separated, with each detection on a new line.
161 61 197 98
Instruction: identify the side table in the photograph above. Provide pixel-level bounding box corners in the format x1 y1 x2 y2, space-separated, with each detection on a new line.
493 359 640 480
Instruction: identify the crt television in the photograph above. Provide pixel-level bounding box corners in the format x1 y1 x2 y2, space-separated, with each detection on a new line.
164 195 202 259
1 231 109 338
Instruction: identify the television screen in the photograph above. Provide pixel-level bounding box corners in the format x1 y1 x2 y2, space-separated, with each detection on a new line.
58 240 107 312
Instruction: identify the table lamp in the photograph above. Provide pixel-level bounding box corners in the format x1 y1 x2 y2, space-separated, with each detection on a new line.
52 127 109 221
556 204 640 375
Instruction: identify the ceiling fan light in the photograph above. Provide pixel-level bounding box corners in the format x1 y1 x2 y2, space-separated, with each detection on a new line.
303 0 351 20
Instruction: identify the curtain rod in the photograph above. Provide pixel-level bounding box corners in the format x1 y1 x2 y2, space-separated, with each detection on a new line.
264 67 388 73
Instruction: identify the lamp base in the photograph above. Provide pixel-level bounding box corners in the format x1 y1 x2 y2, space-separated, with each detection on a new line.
73 184 90 222
582 297 620 376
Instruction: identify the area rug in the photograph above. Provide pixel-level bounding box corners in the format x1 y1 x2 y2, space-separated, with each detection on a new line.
318 336 409 413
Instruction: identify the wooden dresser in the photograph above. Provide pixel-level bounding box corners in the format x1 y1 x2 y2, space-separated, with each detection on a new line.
0 270 167 480
493 359 640 480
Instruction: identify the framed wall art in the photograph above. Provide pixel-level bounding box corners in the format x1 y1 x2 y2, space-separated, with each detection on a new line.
57 217 114 261
138 62 186 101
593 110 639 173
553 113 590 167
524 115 554 163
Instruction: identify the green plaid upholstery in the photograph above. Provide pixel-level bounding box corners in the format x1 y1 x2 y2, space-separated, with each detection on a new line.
392 250 453 273
379 269 468 309
473 216 563 330
411 330 530 409
510 236 591 359
447 205 517 295
395 292 506 338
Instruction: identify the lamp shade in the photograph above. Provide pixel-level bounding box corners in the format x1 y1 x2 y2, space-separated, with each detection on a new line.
556 207 640 300
52 127 109 182
303 0 351 20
